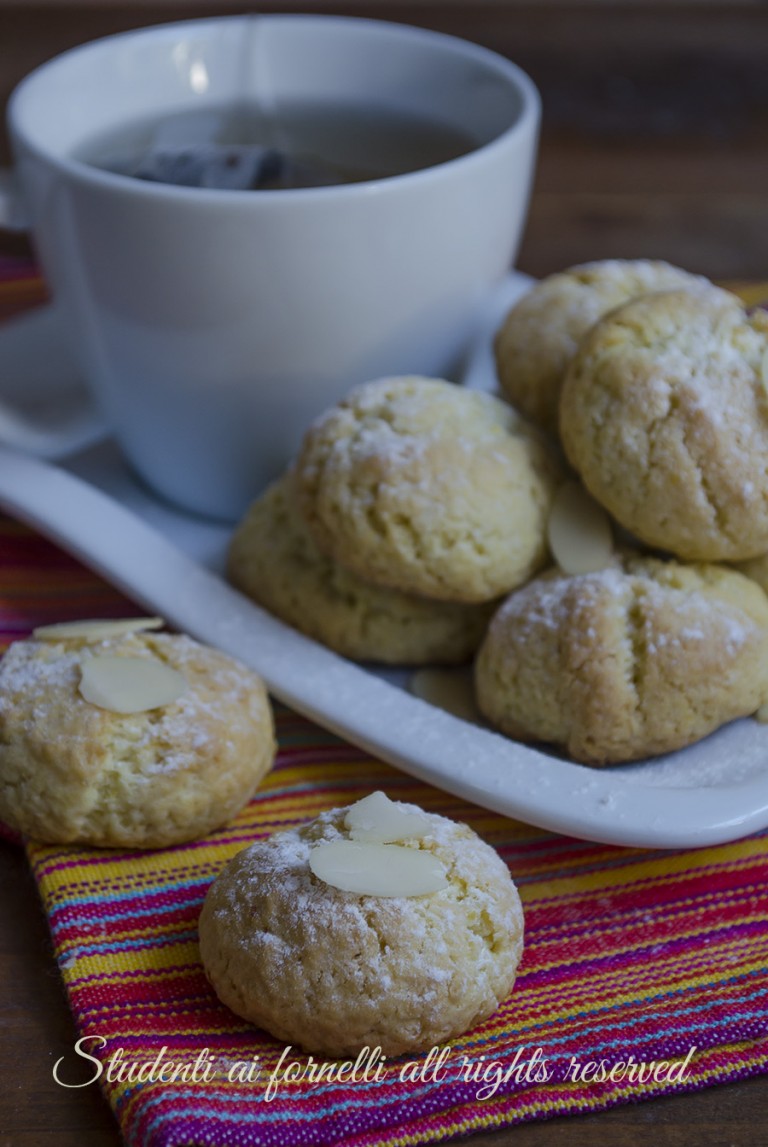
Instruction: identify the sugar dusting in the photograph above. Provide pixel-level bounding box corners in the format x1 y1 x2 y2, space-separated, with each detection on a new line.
0 632 256 776
621 715 768 788
318 376 528 494
222 803 521 998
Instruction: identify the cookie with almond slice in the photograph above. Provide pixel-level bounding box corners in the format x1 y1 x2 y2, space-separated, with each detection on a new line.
0 627 274 847
199 793 523 1056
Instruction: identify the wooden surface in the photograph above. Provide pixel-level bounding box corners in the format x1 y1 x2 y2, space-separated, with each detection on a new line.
1 2 767 1144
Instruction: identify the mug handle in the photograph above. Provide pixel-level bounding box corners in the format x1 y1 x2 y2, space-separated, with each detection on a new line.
0 169 108 458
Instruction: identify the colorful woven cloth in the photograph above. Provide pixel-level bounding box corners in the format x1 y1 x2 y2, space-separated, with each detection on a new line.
1 265 768 1147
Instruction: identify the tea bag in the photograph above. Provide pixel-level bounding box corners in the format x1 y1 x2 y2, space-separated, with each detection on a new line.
105 107 341 190
133 143 283 189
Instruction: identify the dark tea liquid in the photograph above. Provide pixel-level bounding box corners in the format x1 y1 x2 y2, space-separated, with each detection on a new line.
75 100 479 190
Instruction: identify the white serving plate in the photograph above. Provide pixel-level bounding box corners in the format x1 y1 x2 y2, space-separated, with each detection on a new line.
1 273 767 850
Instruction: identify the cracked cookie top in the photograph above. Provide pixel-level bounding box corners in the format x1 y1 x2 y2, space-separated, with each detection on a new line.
293 376 561 603
493 259 706 433
475 554 768 765
559 285 768 561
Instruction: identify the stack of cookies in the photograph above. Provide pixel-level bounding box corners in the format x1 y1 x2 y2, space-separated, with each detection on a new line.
228 375 561 664
230 262 768 767
480 260 768 764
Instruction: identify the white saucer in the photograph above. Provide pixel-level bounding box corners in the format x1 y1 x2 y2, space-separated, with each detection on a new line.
1 273 767 850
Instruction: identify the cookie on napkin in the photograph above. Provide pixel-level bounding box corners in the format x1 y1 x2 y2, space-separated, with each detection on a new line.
199 791 524 1056
0 620 275 848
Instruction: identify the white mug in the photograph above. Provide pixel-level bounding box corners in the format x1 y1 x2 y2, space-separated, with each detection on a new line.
2 15 539 520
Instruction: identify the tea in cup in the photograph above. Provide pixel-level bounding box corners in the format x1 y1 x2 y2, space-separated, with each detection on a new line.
3 15 539 519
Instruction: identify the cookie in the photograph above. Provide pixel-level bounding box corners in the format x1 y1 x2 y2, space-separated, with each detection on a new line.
494 259 706 432
0 626 275 847
294 376 560 603
560 286 768 561
199 793 524 1056
475 555 768 765
228 476 495 664
734 552 768 594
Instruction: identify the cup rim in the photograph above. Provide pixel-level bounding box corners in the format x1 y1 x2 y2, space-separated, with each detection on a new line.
8 13 540 204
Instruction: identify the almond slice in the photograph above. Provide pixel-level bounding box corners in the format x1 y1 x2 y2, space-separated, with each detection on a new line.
34 617 164 641
79 655 186 714
410 667 479 722
344 791 430 843
309 840 448 897
547 481 613 576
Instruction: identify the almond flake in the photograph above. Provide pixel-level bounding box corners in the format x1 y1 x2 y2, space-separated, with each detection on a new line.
309 840 448 897
344 791 430 843
34 617 164 642
548 481 613 576
79 655 186 714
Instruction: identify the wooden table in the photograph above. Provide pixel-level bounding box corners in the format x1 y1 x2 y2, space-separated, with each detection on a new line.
1 3 767 1143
